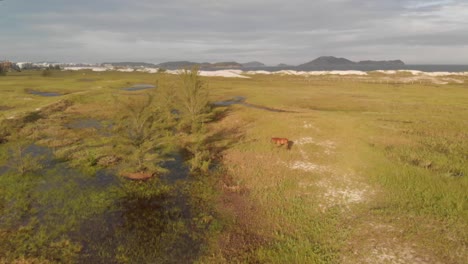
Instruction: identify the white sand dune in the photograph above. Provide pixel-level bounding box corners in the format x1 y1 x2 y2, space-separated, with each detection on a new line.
396 70 424 75
391 70 468 76
273 70 308 75
246 70 368 76
245 70 272 75
64 67 108 72
136 68 159 73
421 71 468 76
116 68 134 72
244 70 367 76
199 70 250 78
375 70 397 74
309 70 368 76
62 67 467 79
164 69 250 78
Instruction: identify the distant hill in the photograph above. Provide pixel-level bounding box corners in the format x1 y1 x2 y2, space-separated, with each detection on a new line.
357 60 405 66
298 56 355 68
157 61 242 70
242 61 266 68
157 61 198 69
208 61 242 69
103 62 157 68
97 56 406 71
297 56 405 70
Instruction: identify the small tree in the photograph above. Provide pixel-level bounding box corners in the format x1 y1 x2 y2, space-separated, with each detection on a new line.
167 67 216 173
174 66 212 133
112 94 175 176
42 68 52 77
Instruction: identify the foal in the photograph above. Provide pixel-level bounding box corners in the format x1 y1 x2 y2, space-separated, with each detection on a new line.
271 137 290 149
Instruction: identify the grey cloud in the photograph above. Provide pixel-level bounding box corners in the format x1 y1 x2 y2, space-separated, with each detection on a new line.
0 0 467 64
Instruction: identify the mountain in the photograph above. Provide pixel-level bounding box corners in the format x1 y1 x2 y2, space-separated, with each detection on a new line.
298 56 355 68
91 57 407 71
297 56 405 70
242 61 266 68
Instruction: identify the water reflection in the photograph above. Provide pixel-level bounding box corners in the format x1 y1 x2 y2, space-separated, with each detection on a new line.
27 90 62 97
66 119 102 129
0 144 207 263
122 84 156 91
214 96 292 112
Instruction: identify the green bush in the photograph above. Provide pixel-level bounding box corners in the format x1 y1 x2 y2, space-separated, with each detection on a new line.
42 68 52 77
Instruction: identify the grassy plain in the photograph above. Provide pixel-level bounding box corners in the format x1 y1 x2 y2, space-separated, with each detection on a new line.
203 73 468 263
0 70 467 263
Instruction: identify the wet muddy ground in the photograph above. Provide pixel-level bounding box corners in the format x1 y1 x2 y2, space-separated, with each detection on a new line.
214 96 296 112
0 136 212 263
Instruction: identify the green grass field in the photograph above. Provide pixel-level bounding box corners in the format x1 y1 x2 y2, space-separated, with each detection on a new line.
0 70 467 263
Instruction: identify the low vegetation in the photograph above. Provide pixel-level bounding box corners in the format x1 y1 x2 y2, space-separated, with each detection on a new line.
0 69 466 263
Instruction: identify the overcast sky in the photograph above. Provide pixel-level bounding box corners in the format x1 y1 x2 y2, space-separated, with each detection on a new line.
1 0 467 65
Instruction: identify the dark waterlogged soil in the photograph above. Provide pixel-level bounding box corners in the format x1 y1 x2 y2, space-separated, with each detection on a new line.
214 96 296 112
66 118 103 129
122 84 156 91
27 90 62 97
0 143 209 263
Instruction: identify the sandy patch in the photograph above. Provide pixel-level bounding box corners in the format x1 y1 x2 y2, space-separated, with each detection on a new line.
323 186 366 205
290 161 329 173
294 137 316 145
315 175 371 210
343 224 437 264
294 137 336 149
302 121 320 131
303 123 313 128
366 246 424 264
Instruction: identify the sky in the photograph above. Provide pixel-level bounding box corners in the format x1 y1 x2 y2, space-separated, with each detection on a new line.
1 0 467 65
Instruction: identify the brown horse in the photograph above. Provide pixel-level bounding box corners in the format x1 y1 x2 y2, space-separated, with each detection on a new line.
271 137 290 149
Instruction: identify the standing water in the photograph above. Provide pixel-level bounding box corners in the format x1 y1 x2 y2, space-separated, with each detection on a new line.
122 84 156 91
0 143 211 263
27 90 62 97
